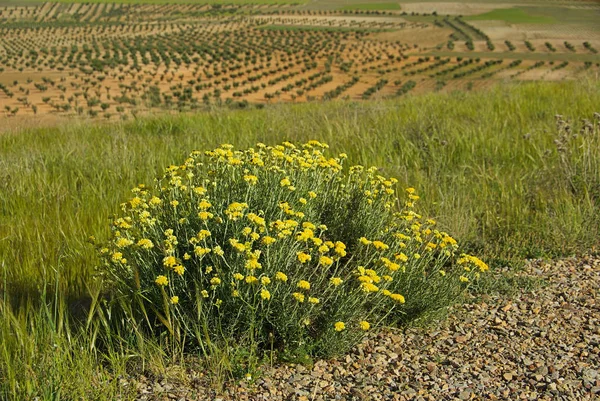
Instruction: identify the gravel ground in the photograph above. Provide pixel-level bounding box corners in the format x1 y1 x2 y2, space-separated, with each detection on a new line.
134 256 599 401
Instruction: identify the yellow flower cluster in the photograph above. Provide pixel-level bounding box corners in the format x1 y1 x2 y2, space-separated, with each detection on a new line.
100 141 488 354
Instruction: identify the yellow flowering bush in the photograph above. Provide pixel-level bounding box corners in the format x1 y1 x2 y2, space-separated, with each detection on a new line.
98 141 487 357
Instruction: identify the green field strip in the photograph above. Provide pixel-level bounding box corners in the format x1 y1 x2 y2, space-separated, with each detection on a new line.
466 8 555 24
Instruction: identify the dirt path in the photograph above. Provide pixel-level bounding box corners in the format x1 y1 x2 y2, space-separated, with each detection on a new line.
134 256 600 400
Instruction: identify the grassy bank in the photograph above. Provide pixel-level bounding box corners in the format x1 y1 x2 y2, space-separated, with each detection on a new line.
1 79 599 399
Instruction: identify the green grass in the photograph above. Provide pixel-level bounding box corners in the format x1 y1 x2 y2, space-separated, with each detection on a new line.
466 8 556 24
1 79 600 399
339 2 400 11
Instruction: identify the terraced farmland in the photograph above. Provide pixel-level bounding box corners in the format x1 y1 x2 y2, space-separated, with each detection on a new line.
0 1 598 121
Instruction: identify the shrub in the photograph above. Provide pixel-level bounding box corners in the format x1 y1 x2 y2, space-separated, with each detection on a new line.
97 142 487 360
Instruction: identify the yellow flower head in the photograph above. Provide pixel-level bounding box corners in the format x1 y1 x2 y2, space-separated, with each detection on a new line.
170 296 179 305
330 277 343 286
292 292 305 303
308 297 320 304
359 321 370 331
260 276 271 285
297 252 311 264
155 275 168 286
460 276 469 283
244 175 258 185
372 241 389 251
359 237 372 246
319 255 334 266
233 273 244 281
275 271 288 282
245 275 258 284
262 236 276 246
260 289 271 300
210 277 221 285
173 265 185 276
334 322 345 332
390 293 405 303
297 280 311 290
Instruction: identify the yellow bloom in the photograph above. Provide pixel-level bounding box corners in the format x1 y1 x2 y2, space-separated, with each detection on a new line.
116 238 134 248
111 252 123 263
197 229 211 240
244 175 258 185
297 252 311 263
359 321 370 331
439 270 446 277
201 290 209 298
299 198 307 205
233 273 245 281
183 253 191 260
292 292 305 303
319 255 334 266
413 253 421 259
170 200 179 207
460 276 469 283
261 276 271 285
372 241 389 251
194 247 211 257
193 186 207 196
308 297 320 304
163 256 177 268
359 237 372 246
245 258 262 270
319 245 330 253
334 322 345 332
245 275 258 284
170 296 179 305
395 253 408 262
275 271 288 282
198 211 214 220
297 280 311 290
149 196 162 206
260 289 271 300
210 277 221 285
280 177 291 187
213 246 224 256
406 187 416 194
232 290 240 297
390 293 405 303
308 191 317 199
330 277 343 286
262 236 276 246
334 241 347 257
136 239 153 249
155 275 168 286
382 289 392 296
361 282 379 293
173 265 185 276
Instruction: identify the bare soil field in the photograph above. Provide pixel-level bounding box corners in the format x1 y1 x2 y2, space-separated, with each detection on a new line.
0 1 598 122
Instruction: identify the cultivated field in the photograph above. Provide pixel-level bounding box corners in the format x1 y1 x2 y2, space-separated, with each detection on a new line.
0 0 598 121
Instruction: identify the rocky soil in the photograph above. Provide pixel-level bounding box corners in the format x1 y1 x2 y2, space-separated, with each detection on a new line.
133 256 600 401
